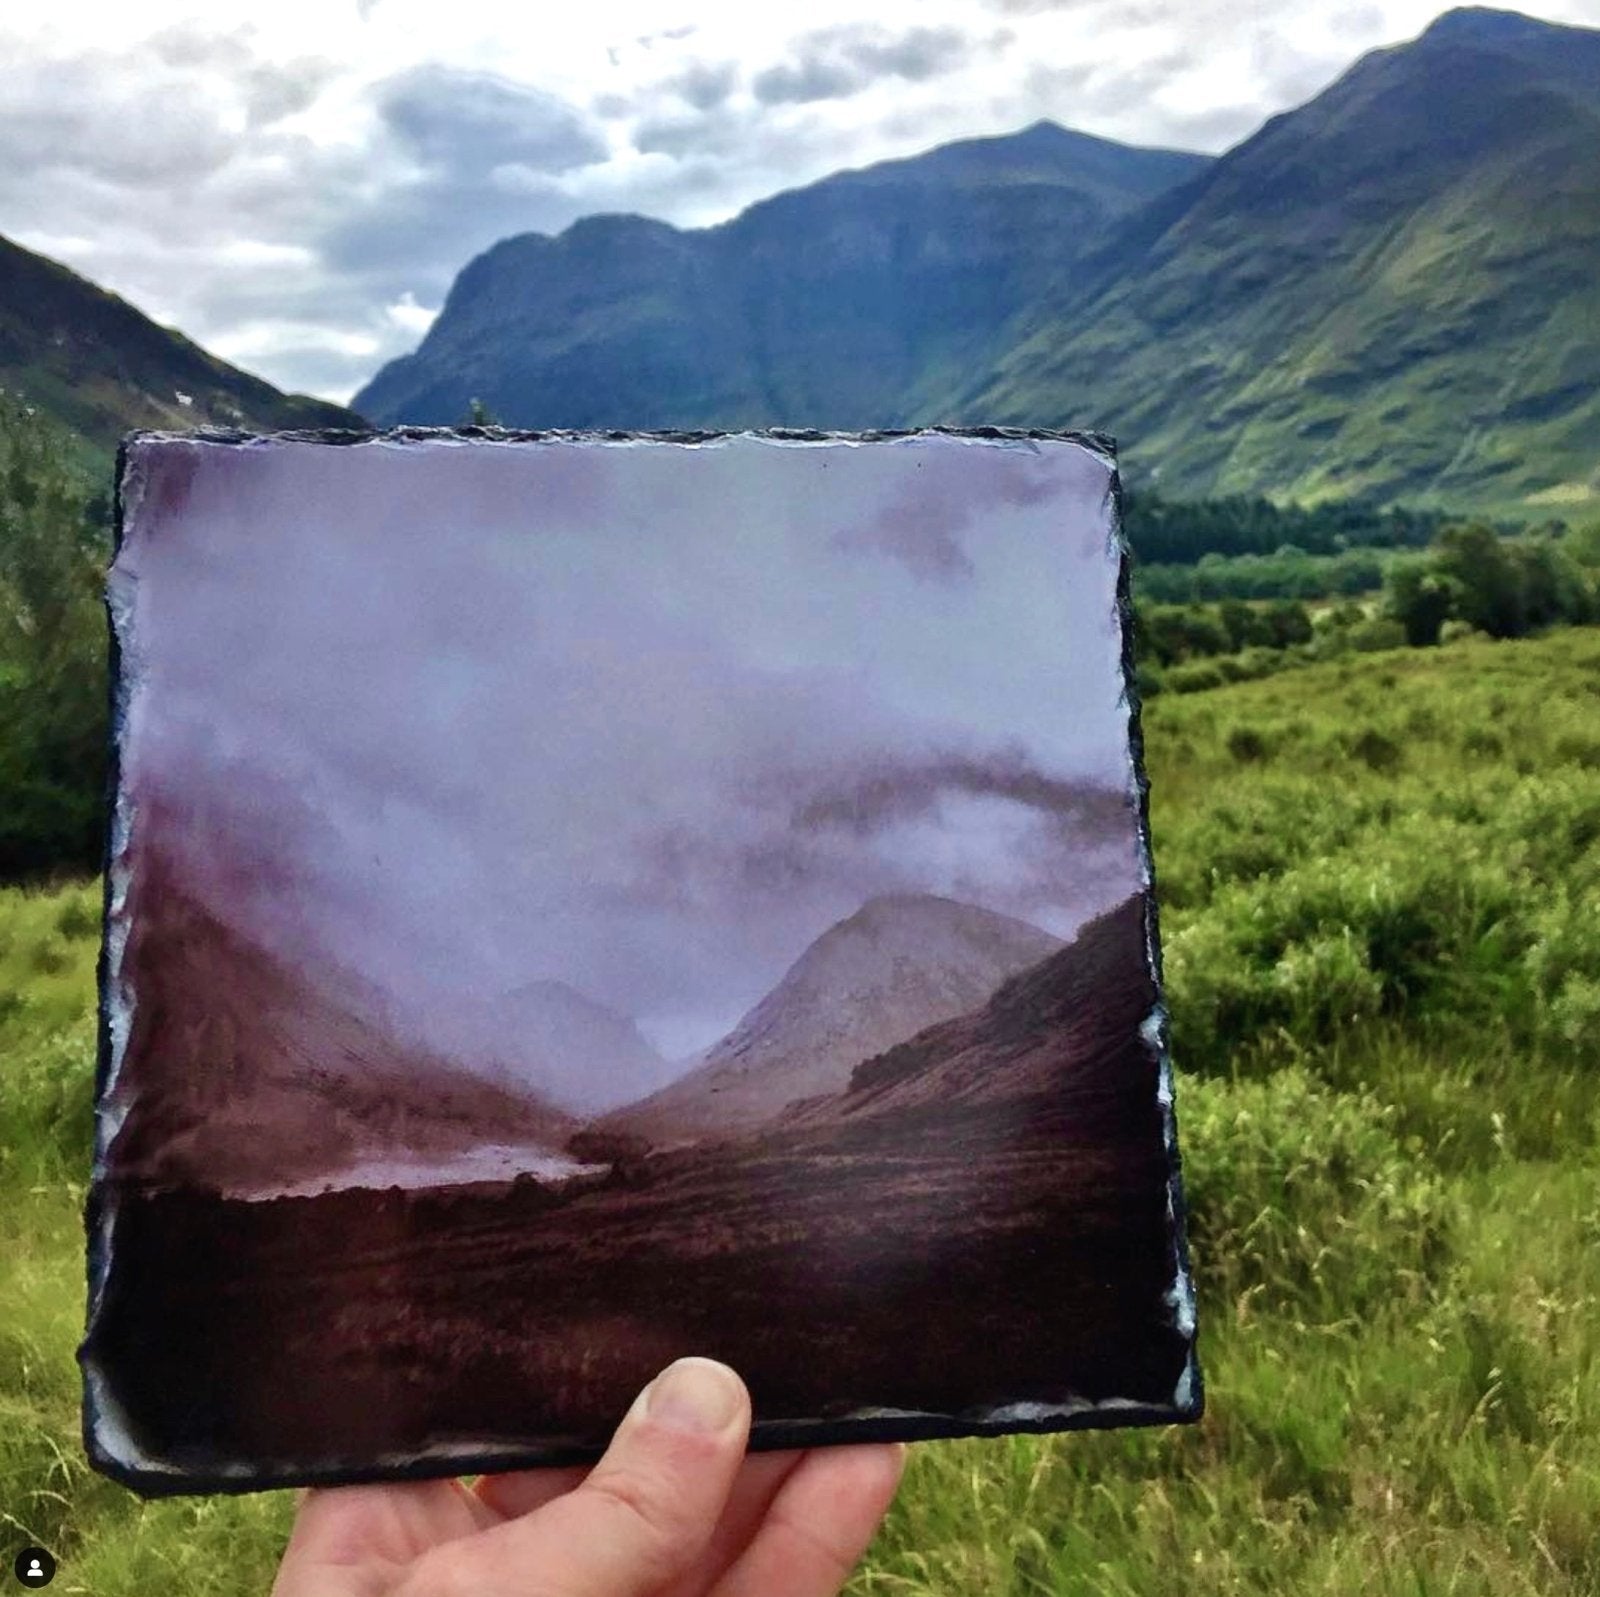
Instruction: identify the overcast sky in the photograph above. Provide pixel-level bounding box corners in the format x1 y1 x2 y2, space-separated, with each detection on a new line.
6 2 1599 403
115 432 1143 1065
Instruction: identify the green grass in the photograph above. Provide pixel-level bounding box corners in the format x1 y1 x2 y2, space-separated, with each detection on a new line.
3 632 1599 1593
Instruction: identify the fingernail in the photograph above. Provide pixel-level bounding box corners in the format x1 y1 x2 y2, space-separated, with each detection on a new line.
644 1358 744 1434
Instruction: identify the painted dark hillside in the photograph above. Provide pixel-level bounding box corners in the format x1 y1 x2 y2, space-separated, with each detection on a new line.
0 231 363 466
105 850 573 1196
89 886 1186 1474
785 891 1154 1127
352 122 1208 431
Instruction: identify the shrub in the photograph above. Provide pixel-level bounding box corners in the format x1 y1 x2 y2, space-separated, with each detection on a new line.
1348 727 1403 774
1226 725 1271 763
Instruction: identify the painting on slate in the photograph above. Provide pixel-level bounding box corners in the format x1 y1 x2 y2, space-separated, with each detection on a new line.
83 428 1200 1493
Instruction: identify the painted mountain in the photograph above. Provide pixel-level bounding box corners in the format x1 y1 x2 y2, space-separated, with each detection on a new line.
0 230 362 466
353 122 1207 431
477 979 674 1115
783 892 1152 1129
357 8 1600 516
603 893 1063 1142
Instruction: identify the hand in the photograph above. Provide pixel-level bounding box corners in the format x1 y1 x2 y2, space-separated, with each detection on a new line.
272 1358 905 1597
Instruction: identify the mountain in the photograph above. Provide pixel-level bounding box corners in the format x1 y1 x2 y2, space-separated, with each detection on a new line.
353 123 1208 430
967 7 1600 511
0 231 362 467
603 893 1063 1142
480 979 674 1115
781 892 1153 1129
357 8 1599 517
106 853 574 1197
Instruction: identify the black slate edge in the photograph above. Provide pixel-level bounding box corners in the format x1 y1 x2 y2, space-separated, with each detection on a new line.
86 1400 1193 1501
1109 460 1205 1427
115 423 1118 451
80 438 135 1479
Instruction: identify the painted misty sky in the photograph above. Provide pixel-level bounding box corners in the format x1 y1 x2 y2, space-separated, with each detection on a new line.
7 3 1600 400
115 432 1142 1066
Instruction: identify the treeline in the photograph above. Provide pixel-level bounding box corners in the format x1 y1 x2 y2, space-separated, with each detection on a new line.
1134 520 1600 697
0 395 108 878
1136 546 1389 603
1122 488 1451 565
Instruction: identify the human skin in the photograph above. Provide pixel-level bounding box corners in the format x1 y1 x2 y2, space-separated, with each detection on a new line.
271 1358 906 1597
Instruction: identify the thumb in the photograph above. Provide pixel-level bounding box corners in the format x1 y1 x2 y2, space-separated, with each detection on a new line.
426 1358 751 1597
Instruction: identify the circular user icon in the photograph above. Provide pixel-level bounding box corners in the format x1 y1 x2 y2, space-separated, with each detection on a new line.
13 1547 55 1588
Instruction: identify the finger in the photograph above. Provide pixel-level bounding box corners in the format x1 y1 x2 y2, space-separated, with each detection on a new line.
709 1444 906 1597
273 1479 493 1595
478 1448 804 1596
664 1449 807 1595
411 1357 751 1597
474 1464 590 1520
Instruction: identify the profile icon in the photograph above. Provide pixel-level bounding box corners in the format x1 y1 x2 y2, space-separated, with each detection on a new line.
13 1547 55 1588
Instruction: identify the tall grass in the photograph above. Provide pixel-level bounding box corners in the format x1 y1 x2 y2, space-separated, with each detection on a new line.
2 632 1597 1593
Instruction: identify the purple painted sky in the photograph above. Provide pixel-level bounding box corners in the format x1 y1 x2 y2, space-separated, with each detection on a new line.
114 431 1143 1062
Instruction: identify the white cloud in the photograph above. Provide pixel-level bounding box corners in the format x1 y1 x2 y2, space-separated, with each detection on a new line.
2 1 1597 404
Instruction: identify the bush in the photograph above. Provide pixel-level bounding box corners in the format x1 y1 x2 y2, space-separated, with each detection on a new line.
1226 725 1271 763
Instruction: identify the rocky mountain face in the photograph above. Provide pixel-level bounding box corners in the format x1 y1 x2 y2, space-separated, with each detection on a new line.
0 232 362 469
480 978 674 1115
357 8 1600 517
604 893 1063 1142
352 122 1207 431
968 6 1600 510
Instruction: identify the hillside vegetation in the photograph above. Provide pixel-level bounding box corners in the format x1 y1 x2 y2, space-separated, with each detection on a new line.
0 233 362 471
4 632 1597 1593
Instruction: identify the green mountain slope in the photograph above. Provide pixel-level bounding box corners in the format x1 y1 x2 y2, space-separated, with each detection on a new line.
353 123 1208 429
967 7 1600 513
0 233 363 469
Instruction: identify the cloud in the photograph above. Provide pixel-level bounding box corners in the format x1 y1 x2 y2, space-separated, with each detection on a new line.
667 59 740 111
752 25 975 105
788 750 1130 839
377 65 609 176
834 442 1073 582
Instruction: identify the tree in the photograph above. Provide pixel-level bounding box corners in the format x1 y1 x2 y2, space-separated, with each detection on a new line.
0 394 109 877
1385 558 1455 647
1432 523 1526 639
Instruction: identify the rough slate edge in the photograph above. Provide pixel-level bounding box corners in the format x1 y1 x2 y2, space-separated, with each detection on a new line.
79 425 1203 1499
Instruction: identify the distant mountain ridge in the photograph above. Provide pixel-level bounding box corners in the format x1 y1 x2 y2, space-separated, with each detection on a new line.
0 231 362 467
358 7 1600 516
354 123 1208 432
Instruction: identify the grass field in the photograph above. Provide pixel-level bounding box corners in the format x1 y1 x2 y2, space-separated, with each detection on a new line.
4 631 1598 1594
